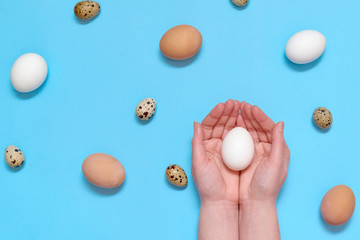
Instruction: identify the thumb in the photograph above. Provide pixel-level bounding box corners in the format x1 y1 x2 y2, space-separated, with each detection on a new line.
192 121 206 165
269 121 285 165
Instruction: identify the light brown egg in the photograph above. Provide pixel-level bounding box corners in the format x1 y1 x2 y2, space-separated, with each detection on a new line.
82 153 126 188
160 25 202 60
321 185 355 225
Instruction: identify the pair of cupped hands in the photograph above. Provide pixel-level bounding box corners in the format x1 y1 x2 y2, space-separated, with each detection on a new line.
192 100 290 240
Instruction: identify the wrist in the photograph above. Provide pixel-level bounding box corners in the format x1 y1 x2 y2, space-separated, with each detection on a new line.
240 199 277 210
199 200 239 240
201 199 239 221
201 199 239 209
239 199 280 240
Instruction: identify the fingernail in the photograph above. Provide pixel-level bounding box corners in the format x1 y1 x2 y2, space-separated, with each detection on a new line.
278 121 284 132
194 121 199 131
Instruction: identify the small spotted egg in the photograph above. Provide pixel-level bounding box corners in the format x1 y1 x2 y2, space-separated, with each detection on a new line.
165 164 188 187
313 107 332 129
74 1 100 20
136 98 156 120
5 145 25 168
232 0 249 6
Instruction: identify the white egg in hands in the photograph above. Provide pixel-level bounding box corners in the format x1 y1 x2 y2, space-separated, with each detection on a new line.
285 30 326 64
222 127 254 171
11 53 48 92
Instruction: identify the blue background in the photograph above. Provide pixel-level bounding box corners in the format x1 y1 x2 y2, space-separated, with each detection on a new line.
0 0 359 239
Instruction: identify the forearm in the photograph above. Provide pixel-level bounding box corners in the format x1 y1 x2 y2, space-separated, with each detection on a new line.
239 200 280 240
198 200 239 240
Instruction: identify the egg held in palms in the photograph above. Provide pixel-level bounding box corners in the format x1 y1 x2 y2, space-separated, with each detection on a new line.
221 127 254 171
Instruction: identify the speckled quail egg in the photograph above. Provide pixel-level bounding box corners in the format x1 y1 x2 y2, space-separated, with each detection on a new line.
74 1 100 20
313 107 332 129
165 164 188 187
232 0 249 6
136 98 156 120
5 145 25 168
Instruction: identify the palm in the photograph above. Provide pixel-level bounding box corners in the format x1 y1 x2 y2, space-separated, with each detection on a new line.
202 138 239 203
192 100 240 204
193 100 289 204
237 102 288 202
239 142 272 202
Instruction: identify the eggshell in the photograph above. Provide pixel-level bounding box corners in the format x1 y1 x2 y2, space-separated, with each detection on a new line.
313 107 332 129
82 153 126 188
321 185 355 225
74 1 100 20
11 53 48 93
4 145 25 168
285 30 326 64
136 98 156 120
232 0 249 6
160 25 202 60
165 164 188 187
221 127 254 171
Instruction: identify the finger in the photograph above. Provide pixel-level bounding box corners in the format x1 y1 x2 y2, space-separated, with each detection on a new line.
192 121 207 167
212 100 234 139
243 105 269 143
252 106 276 142
241 102 259 142
236 114 246 128
222 100 241 139
201 103 225 140
269 122 289 166
236 102 246 128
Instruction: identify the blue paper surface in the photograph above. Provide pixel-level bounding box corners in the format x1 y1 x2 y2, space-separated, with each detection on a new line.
0 0 359 239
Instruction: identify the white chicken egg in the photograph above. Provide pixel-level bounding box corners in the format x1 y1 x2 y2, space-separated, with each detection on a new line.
285 30 326 64
11 53 48 92
222 127 254 171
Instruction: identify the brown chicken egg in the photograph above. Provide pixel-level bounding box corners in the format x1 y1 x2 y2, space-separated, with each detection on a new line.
160 25 202 60
82 153 126 188
321 185 355 225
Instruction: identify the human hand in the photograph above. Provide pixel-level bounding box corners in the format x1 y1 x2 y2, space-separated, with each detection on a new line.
192 100 241 240
237 102 290 205
192 99 241 205
237 102 290 240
